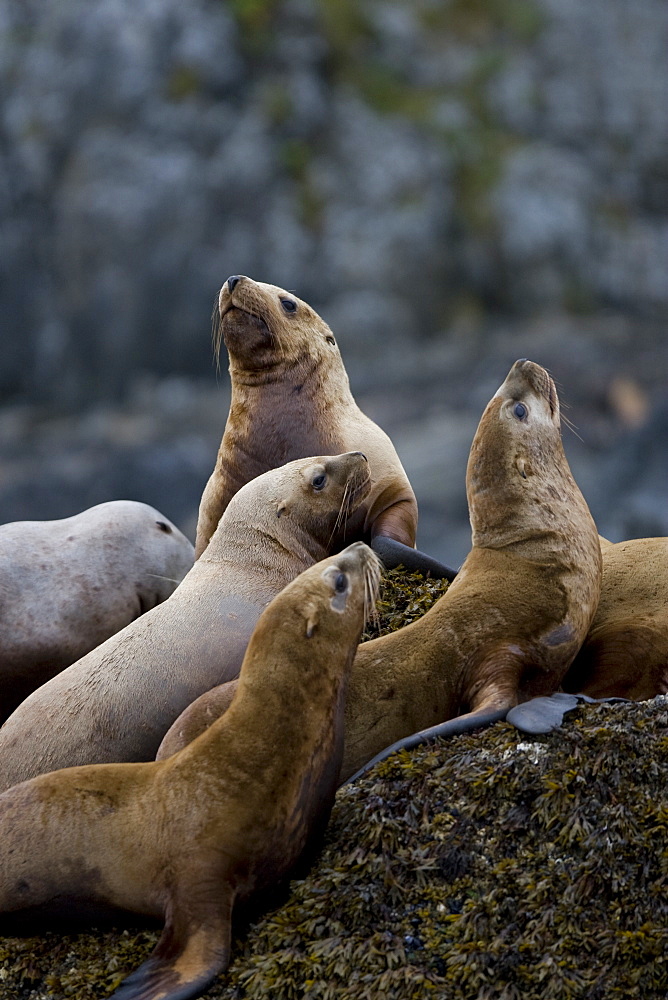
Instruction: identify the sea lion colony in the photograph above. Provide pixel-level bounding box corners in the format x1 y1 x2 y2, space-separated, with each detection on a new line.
0 276 664 1000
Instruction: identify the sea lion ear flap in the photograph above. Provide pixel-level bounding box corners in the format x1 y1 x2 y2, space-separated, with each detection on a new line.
276 501 288 518
304 603 319 639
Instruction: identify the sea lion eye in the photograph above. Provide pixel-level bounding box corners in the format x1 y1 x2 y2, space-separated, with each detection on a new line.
514 402 527 420
326 336 336 345
335 572 348 593
312 472 327 491
280 297 297 314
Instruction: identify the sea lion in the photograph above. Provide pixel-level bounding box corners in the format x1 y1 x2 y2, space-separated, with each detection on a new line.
157 360 603 783
0 500 194 722
0 542 382 1000
195 274 455 579
0 452 370 792
563 536 668 700
341 359 602 781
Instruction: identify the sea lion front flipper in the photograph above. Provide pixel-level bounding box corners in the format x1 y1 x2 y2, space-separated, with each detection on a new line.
370 536 458 581
109 893 233 1000
345 704 508 784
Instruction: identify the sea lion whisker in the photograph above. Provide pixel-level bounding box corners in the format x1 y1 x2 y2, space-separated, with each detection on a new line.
363 560 381 629
561 413 584 443
330 482 351 546
269 322 286 356
211 299 223 373
145 574 182 585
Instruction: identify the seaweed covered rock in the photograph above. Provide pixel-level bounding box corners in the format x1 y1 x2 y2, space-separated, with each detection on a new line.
215 697 668 1000
361 566 451 641
0 578 666 1000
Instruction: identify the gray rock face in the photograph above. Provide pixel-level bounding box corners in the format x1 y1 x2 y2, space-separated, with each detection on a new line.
0 0 666 558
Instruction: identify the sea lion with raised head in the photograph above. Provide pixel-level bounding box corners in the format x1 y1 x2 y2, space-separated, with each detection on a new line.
0 543 382 1000
0 452 370 792
563 536 668 700
157 360 603 782
195 274 455 579
341 359 602 781
0 500 194 722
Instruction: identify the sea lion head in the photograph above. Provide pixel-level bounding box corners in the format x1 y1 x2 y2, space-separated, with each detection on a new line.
251 541 382 670
276 451 373 550
214 275 342 377
494 358 560 426
210 452 372 562
466 359 574 547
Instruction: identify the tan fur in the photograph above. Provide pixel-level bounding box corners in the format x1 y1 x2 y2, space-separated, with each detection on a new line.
0 544 381 1000
158 361 602 781
339 360 602 779
0 501 194 722
0 453 370 792
564 536 668 700
195 276 417 557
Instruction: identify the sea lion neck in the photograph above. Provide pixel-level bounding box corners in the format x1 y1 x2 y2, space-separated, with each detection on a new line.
221 376 357 485
202 512 330 579
228 349 354 397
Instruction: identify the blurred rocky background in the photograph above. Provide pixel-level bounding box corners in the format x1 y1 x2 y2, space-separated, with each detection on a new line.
0 0 666 565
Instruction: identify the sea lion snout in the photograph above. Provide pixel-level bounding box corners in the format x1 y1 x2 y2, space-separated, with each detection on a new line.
217 274 248 318
329 450 370 475
331 540 381 576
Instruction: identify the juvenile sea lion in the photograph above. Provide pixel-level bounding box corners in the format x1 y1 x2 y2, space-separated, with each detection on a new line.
195 274 455 579
0 452 370 792
158 360 603 782
563 536 668 700
0 500 194 722
0 543 382 1000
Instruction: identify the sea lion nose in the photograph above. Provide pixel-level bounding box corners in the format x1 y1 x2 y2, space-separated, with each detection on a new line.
226 275 243 292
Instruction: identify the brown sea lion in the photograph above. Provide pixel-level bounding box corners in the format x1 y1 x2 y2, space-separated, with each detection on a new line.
0 542 382 1000
195 274 456 579
563 536 668 700
0 452 370 792
157 360 603 782
341 359 602 780
0 500 194 723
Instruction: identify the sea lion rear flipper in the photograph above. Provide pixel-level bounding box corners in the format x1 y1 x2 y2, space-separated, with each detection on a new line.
505 692 580 734
506 691 630 735
345 703 508 784
109 894 233 1000
371 536 458 581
